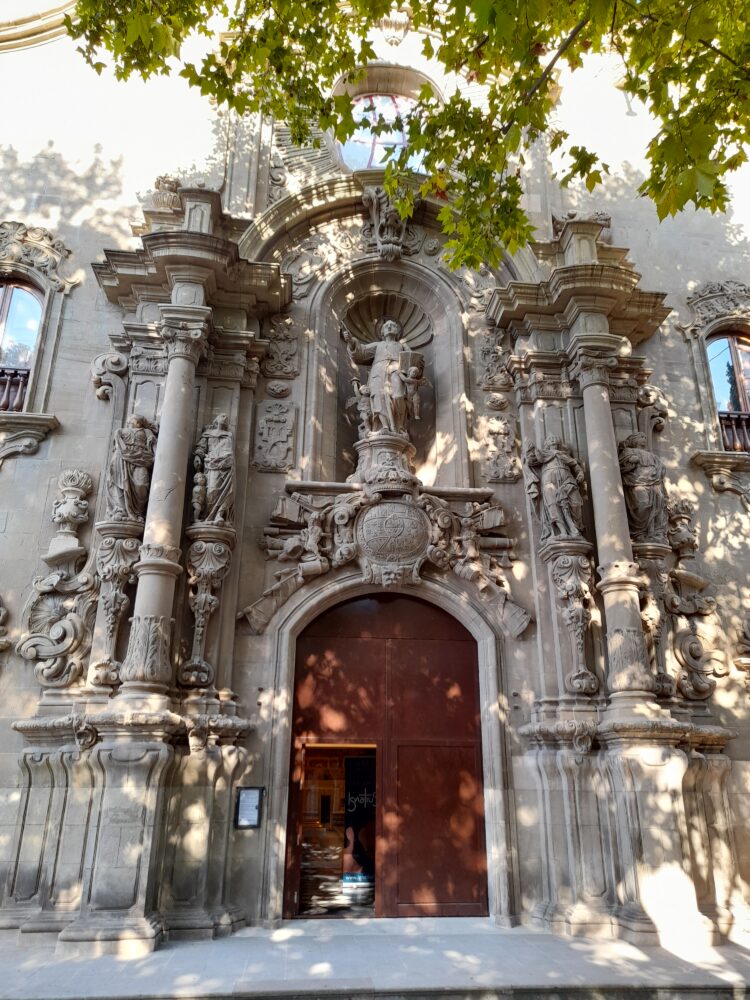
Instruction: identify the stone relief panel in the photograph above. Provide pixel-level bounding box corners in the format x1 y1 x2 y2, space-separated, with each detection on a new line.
253 401 295 473
260 315 299 379
486 415 522 483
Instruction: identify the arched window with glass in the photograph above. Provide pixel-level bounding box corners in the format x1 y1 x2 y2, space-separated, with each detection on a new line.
0 281 43 411
707 330 750 451
338 93 425 172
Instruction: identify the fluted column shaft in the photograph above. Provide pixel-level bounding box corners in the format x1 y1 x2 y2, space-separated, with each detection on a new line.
116 307 210 708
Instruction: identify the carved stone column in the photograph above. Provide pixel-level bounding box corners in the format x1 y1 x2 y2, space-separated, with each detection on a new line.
116 308 209 710
571 344 661 720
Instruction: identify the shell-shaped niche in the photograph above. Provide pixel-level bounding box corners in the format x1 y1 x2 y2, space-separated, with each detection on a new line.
342 292 432 349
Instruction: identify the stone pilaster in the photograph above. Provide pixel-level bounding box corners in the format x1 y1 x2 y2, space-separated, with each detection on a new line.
115 308 209 710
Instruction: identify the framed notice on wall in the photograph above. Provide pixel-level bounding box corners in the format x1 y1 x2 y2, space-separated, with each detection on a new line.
235 787 264 829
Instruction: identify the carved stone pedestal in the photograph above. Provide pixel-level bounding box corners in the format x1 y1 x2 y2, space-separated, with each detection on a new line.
54 710 181 956
160 716 250 939
521 721 614 938
539 538 600 701
598 719 717 948
348 431 419 493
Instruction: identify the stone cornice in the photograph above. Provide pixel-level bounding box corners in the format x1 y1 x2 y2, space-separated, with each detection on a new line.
488 264 670 347
93 231 291 316
0 412 59 469
692 450 750 511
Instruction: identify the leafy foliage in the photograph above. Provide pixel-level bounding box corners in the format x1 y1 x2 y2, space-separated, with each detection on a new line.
67 0 750 267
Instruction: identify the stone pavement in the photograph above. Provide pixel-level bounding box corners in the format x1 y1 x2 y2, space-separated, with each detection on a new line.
5 918 750 999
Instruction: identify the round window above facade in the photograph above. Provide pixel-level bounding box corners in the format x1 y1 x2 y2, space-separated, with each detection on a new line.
339 94 423 171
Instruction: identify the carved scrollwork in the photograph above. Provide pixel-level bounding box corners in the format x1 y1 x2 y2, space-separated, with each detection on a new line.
679 281 750 338
16 469 99 690
89 527 142 688
0 220 75 291
261 315 299 379
480 328 513 392
486 416 522 483
254 401 295 472
178 531 234 689
0 595 9 651
549 549 599 696
242 488 531 638
90 352 128 401
362 186 420 261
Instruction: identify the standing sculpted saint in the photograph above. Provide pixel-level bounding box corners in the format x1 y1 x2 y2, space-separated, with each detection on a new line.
341 319 424 437
618 432 669 543
104 415 158 521
192 413 235 526
523 435 587 541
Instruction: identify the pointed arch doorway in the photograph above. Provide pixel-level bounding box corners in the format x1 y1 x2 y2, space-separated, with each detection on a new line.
283 593 488 918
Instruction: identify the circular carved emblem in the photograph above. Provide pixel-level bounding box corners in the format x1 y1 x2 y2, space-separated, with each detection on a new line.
355 501 430 564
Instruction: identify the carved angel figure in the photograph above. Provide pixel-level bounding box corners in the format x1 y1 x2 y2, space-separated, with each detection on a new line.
524 436 586 541
104 415 157 522
618 432 668 543
193 413 235 526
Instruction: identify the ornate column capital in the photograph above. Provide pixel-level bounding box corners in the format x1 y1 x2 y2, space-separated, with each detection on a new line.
160 321 209 365
158 306 211 365
569 349 618 389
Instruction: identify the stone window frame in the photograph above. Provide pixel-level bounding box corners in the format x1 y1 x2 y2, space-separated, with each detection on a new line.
0 221 77 468
684 281 750 508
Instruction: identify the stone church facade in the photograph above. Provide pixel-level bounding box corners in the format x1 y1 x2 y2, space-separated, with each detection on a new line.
2 7 750 958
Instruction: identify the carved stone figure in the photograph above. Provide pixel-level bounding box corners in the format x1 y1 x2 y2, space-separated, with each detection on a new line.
618 432 668 544
524 436 586 541
104 416 157 522
342 319 424 437
193 414 235 526
362 186 408 261
0 595 10 651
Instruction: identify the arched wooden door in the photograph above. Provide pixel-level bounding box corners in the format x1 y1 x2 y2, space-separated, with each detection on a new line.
284 594 488 918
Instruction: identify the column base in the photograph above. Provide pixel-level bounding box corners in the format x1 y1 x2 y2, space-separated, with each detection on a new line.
57 914 164 957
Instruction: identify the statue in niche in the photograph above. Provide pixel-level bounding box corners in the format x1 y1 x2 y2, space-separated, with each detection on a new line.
104 415 158 522
341 318 425 437
618 431 668 543
524 436 586 541
192 413 235 526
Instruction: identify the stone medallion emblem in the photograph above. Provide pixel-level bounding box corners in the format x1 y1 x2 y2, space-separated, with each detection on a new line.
355 501 430 564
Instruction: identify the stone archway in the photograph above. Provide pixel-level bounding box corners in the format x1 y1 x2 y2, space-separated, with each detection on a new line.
255 569 517 927
284 592 488 918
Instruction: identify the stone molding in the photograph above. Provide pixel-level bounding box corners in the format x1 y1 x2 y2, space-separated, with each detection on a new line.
692 450 750 511
0 412 59 469
678 280 750 338
0 220 75 292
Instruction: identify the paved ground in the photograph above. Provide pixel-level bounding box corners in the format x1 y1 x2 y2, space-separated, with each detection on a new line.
6 918 750 999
